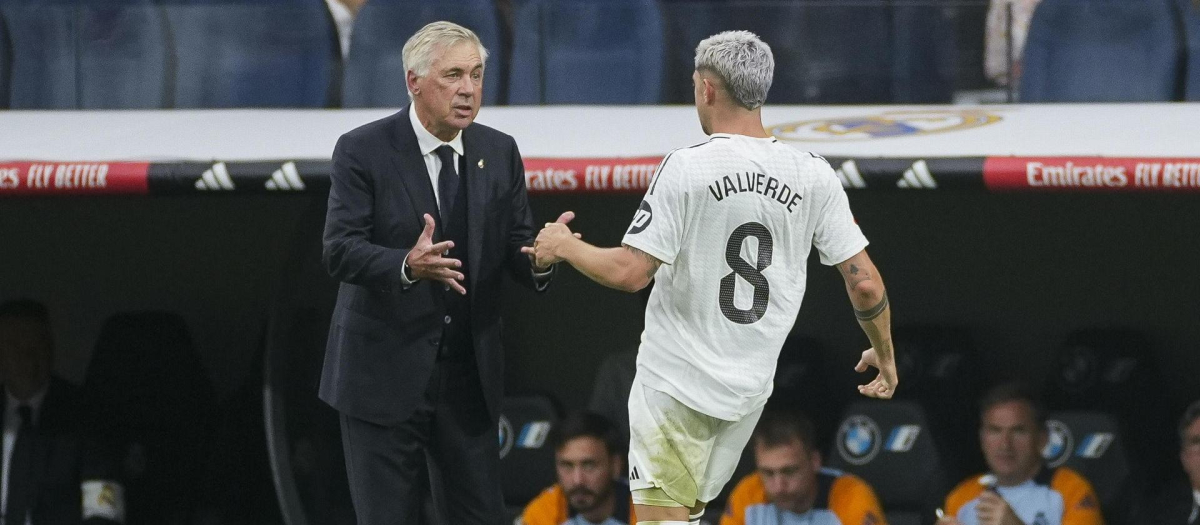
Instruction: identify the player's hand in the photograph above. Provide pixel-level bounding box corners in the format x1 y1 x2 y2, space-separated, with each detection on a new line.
520 211 580 269
854 347 898 399
407 214 466 295
975 491 1022 525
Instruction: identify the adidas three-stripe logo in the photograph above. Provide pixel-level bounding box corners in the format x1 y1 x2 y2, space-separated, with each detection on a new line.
836 160 867 189
897 160 938 189
629 466 640 481
266 162 306 191
195 162 235 191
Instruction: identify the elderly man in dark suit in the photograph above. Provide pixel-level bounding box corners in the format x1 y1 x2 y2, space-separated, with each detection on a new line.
0 299 123 525
320 20 568 525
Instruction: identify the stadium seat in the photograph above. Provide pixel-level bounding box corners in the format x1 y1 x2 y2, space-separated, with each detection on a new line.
0 0 169 109
508 0 664 104
0 10 8 109
890 1 957 103
1019 0 1183 102
500 394 562 516
826 400 955 525
889 326 985 475
163 0 338 108
77 0 170 108
343 0 502 107
1180 0 1200 100
83 311 217 525
1042 329 1175 498
1041 411 1141 525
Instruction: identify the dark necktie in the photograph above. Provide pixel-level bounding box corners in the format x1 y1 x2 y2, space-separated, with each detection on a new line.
5 405 34 525
435 145 459 223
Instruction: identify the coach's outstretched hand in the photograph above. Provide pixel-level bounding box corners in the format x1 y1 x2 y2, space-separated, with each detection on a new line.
855 347 898 399
407 214 466 294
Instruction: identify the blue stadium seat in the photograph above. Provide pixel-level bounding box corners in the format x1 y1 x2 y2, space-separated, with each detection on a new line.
826 400 955 525
719 2 894 104
0 0 169 109
509 0 664 104
0 10 9 108
499 395 561 517
343 0 501 108
890 2 957 103
163 0 337 108
78 0 170 108
1 0 78 108
1181 0 1200 100
1019 0 1183 102
1042 411 1140 525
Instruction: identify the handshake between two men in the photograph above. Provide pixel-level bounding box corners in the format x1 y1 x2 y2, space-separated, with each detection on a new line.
404 211 580 295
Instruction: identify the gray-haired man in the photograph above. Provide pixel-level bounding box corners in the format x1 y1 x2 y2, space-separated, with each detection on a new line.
321 21 570 524
527 31 897 525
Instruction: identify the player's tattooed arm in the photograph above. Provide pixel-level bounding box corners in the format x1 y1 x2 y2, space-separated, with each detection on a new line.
624 244 662 281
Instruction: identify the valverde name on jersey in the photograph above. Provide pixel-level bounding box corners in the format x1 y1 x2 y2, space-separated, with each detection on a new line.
706 171 803 213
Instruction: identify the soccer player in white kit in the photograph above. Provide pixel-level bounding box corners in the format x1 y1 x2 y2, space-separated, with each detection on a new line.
524 31 898 525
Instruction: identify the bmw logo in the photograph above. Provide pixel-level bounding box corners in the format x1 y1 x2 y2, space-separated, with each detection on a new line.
837 415 882 465
1041 420 1073 467
498 415 514 459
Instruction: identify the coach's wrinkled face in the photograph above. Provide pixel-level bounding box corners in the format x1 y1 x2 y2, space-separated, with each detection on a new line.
408 41 483 141
755 437 821 514
981 401 1047 486
1181 417 1200 490
555 436 619 515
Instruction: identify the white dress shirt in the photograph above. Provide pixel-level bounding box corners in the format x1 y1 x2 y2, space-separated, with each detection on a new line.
1190 489 1199 523
1 387 47 525
401 104 551 287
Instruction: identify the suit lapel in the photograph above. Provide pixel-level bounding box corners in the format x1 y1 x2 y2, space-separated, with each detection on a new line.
389 106 443 238
461 126 486 294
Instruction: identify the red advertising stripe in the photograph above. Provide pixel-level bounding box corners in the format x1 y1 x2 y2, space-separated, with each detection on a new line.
523 157 664 194
984 157 1200 192
0 162 150 196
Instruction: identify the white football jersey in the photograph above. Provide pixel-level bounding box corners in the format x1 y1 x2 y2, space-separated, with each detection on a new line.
622 133 869 421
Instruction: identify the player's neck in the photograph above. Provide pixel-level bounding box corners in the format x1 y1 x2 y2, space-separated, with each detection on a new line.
707 110 770 139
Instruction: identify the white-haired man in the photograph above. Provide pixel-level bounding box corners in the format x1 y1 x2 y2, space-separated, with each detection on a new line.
321 21 569 524
527 31 898 525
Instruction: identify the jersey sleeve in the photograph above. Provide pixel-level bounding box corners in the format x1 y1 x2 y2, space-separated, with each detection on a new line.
1053 469 1105 525
829 475 888 525
811 160 869 266
621 152 688 265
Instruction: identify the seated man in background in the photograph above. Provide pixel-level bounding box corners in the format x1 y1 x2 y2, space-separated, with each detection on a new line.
1139 399 1200 525
520 412 637 525
939 383 1102 525
0 299 123 525
722 409 885 525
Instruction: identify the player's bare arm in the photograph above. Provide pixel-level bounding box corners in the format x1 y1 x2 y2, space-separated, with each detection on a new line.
522 220 661 293
836 249 898 399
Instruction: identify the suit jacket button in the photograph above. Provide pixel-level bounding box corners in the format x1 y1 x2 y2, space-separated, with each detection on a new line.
443 315 452 325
